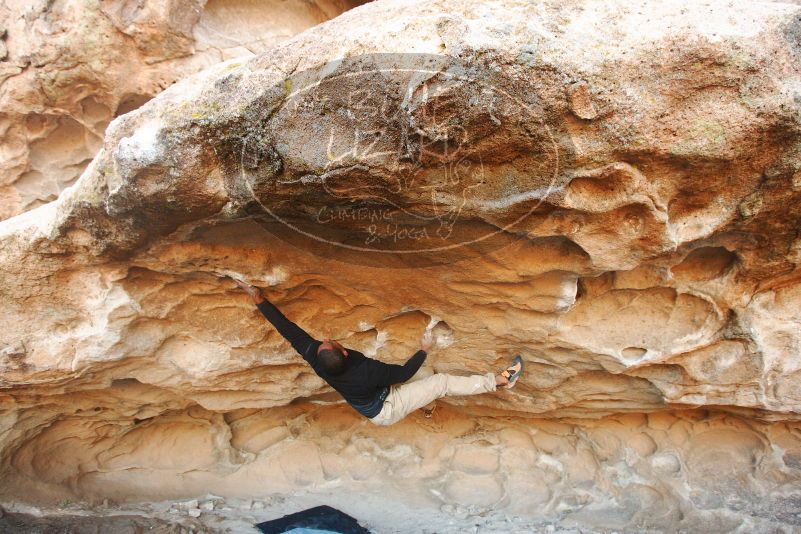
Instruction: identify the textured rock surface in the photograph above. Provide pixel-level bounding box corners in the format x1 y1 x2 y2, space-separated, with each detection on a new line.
0 508 203 533
2 0 801 532
0 0 366 220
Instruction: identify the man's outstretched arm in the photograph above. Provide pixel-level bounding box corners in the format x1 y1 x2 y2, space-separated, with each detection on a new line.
235 279 320 363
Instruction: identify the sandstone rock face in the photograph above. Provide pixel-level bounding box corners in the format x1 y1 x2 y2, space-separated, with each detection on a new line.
0 0 366 220
2 0 801 532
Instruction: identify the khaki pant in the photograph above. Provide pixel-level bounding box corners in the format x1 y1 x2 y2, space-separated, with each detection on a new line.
368 372 496 426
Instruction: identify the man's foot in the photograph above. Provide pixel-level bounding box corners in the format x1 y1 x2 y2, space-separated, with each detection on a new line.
499 355 524 389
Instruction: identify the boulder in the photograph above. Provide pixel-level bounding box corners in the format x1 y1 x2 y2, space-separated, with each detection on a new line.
1 0 801 531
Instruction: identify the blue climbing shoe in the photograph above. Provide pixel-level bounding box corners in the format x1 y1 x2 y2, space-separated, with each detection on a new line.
501 355 524 389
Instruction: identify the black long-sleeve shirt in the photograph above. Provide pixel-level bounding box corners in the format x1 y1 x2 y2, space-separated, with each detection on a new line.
256 299 427 418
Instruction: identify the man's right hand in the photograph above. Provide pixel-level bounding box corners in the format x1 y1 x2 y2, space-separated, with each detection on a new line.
421 331 435 353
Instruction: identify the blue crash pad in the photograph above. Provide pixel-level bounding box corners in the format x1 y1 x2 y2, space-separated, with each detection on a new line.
255 505 372 534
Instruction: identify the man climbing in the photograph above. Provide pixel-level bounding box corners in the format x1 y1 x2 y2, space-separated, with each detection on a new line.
234 278 524 426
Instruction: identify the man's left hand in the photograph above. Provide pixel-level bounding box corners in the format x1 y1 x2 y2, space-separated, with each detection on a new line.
233 277 263 303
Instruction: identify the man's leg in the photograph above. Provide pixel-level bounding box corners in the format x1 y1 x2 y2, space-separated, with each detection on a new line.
372 372 496 426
